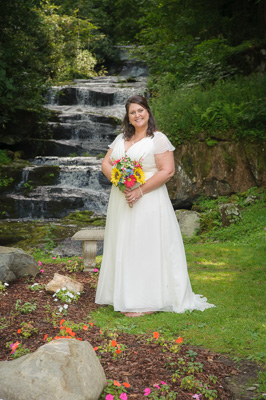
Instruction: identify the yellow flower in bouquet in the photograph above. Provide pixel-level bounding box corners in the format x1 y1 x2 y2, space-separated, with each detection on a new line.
111 167 121 186
134 167 145 185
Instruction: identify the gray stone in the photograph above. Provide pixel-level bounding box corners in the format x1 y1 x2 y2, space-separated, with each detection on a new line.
46 272 84 294
244 195 257 205
175 210 201 237
0 339 106 400
72 229 105 271
0 246 39 284
218 203 242 227
167 142 266 209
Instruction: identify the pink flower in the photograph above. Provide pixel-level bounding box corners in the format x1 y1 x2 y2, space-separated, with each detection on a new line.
53 257 56 259
153 384 160 389
144 388 151 396
192 395 202 400
38 261 42 265
105 395 114 400
124 175 136 188
40 269 44 273
93 268 99 272
160 381 167 385
79 257 82 259
119 394 127 400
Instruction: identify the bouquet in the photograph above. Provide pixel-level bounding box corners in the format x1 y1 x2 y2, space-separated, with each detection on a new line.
110 156 146 206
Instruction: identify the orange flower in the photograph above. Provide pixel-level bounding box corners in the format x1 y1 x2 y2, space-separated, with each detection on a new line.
113 380 121 387
89 322 93 327
93 347 98 351
17 329 21 334
153 332 159 339
60 326 66 330
111 340 117 347
43 334 48 341
66 327 72 334
123 382 131 388
60 319 65 325
176 337 183 344
99 329 103 334
77 338 82 341
70 331 76 337
83 325 88 330
116 349 121 354
11 341 20 351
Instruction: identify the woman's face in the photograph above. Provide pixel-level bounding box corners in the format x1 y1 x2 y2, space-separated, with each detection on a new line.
128 103 149 132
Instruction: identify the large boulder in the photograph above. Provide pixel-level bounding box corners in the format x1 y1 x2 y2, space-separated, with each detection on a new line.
0 246 39 284
175 210 201 237
167 141 266 208
0 339 106 400
46 272 84 294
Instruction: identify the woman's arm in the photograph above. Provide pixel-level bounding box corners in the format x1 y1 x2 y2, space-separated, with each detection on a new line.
101 148 113 181
125 150 175 204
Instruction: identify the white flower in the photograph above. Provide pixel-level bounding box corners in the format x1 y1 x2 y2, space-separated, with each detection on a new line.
53 293 56 297
77 292 80 295
62 287 67 291
4 283 9 286
54 298 58 302
32 283 38 287
63 304 68 309
58 306 63 312
56 289 60 293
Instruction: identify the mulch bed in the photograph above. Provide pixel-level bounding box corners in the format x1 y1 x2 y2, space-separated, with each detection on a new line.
0 263 247 399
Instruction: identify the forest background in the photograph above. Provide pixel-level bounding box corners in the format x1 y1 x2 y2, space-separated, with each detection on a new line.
0 0 265 146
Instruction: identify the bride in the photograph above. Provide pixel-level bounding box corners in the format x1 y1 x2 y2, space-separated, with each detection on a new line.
95 95 215 317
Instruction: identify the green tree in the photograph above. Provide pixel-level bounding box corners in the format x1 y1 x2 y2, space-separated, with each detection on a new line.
0 0 97 142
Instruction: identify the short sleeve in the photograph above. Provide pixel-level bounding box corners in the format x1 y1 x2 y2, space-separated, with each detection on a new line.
153 131 175 154
108 133 123 149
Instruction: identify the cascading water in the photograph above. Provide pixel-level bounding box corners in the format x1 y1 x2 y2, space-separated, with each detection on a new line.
5 54 147 220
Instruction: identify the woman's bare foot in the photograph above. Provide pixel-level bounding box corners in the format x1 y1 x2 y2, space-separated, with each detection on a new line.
123 311 156 317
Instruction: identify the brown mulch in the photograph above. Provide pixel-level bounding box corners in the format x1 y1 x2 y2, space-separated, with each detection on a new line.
0 263 257 399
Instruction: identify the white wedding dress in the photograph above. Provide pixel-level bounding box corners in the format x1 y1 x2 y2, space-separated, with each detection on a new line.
95 131 215 313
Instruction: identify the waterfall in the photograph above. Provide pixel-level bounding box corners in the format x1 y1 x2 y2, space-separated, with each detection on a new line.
6 54 147 219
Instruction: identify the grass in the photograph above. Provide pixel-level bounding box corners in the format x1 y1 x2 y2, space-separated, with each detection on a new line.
90 188 266 363
91 241 265 362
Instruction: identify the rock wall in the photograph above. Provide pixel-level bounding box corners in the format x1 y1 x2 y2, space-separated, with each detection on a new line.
167 141 265 208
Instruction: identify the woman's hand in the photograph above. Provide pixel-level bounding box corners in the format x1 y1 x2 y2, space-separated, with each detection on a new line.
124 187 142 206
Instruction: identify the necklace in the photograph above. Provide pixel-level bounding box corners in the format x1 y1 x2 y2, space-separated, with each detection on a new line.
129 135 146 145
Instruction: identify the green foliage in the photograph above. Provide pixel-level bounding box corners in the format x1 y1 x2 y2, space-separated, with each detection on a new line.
151 74 266 145
190 187 265 244
27 283 45 292
53 288 81 304
15 300 37 314
0 150 12 165
0 0 99 135
135 0 264 88
6 342 30 359
18 321 38 338
100 379 129 400
0 281 8 292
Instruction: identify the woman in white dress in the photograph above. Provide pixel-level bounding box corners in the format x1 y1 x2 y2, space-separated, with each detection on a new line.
95 95 215 317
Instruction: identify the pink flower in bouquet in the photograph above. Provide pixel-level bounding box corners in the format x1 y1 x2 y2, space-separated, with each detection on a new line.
124 175 136 188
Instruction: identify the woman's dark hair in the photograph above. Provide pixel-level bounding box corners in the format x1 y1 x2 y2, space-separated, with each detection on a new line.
122 95 157 140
